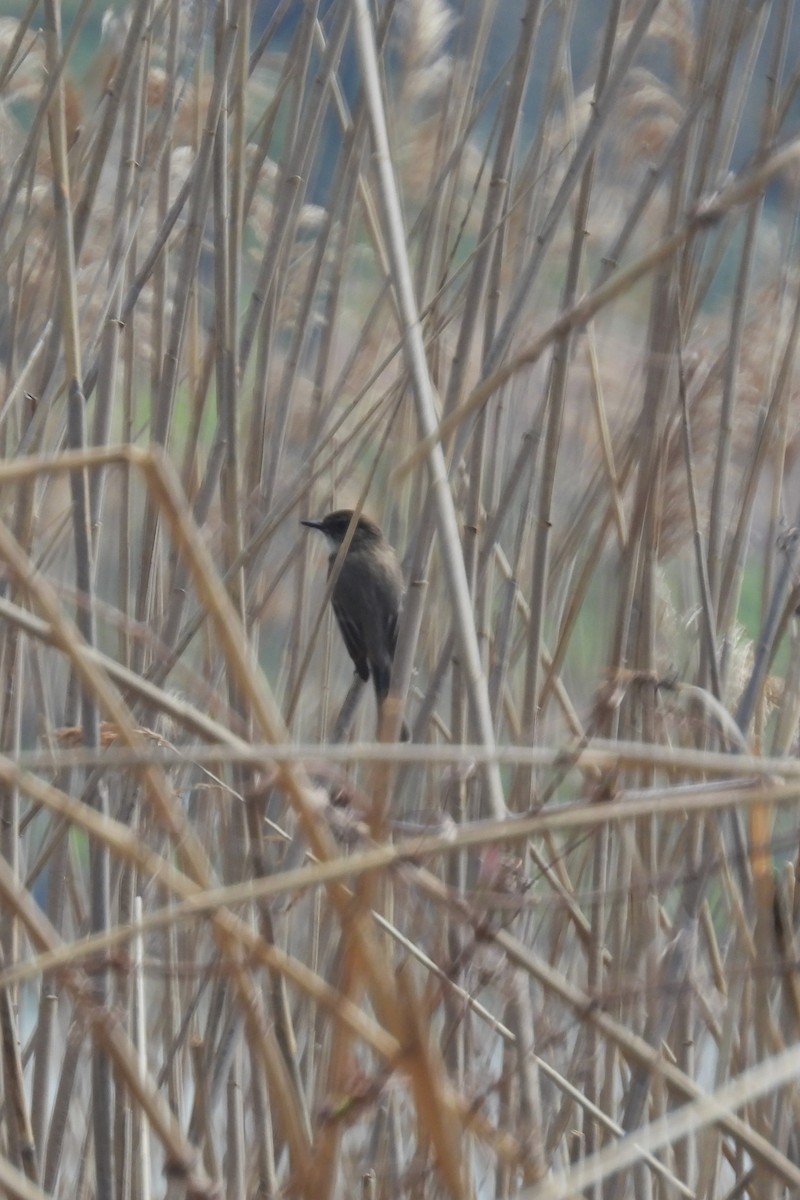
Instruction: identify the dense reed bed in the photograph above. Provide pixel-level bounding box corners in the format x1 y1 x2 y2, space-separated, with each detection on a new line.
2 0 800 1196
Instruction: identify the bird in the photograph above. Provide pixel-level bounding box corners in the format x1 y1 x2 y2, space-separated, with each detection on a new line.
301 509 410 739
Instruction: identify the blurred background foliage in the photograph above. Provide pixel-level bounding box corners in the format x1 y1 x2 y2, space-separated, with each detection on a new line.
2 1 800 1198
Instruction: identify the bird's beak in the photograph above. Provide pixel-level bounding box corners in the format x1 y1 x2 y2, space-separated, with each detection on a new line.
301 519 322 530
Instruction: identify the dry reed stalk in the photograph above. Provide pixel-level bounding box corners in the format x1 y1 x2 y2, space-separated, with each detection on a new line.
353 0 507 822
6 771 800 1009
6 0 800 1195
517 0 622 809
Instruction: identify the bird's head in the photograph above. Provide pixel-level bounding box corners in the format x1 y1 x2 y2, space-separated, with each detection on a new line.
301 509 384 553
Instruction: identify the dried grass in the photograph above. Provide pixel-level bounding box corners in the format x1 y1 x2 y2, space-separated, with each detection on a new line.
1 1 800 1198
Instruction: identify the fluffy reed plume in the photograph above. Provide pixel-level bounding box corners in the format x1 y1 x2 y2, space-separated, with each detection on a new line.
391 0 457 200
617 67 685 166
394 0 456 111
622 0 696 87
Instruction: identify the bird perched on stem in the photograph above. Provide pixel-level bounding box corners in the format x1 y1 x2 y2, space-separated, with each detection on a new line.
301 509 409 740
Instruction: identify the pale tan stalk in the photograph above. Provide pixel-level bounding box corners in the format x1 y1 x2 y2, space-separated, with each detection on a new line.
352 0 506 819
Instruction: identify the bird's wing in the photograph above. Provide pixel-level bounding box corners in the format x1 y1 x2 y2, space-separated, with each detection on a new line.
386 606 399 657
367 570 404 700
331 591 370 681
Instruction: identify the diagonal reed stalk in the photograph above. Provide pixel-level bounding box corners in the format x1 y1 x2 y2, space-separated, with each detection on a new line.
3 1 800 1197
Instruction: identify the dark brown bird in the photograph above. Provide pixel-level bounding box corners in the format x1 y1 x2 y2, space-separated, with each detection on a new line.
301 509 409 738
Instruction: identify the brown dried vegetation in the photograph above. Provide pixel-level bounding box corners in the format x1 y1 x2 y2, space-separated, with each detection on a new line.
2 1 800 1199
